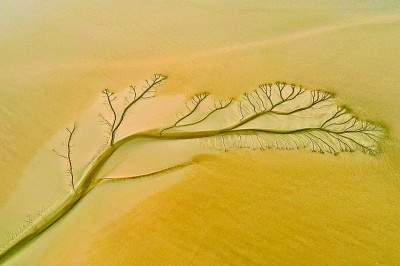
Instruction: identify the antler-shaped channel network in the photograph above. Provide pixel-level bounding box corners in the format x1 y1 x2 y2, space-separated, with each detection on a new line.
99 74 167 145
0 76 385 263
160 82 383 155
52 124 77 191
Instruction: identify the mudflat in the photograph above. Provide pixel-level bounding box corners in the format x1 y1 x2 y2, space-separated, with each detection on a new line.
1 1 399 265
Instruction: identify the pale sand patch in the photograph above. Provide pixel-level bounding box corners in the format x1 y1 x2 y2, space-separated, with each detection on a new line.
0 93 186 238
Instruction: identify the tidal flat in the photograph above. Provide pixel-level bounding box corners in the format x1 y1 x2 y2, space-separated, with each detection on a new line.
1 1 400 265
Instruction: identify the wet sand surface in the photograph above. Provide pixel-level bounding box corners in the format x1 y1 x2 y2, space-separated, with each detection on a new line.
1 1 400 265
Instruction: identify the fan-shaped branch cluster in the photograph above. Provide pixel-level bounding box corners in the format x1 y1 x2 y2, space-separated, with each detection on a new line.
99 74 167 145
161 81 384 155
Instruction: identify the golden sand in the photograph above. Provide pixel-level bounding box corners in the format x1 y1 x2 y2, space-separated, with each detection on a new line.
1 1 400 265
